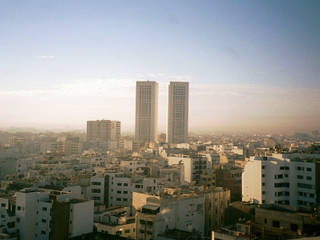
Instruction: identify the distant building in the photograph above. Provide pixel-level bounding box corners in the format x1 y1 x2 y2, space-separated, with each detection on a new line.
87 120 121 150
167 82 189 144
242 154 320 207
64 136 80 155
135 81 158 143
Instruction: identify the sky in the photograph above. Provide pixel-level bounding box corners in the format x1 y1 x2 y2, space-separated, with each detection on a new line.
0 0 319 133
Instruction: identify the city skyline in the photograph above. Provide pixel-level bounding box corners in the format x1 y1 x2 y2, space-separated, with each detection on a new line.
0 0 319 133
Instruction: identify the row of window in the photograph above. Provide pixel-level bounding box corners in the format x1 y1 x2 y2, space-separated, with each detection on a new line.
110 197 128 202
297 175 312 180
274 174 288 179
297 183 313 189
297 200 314 206
297 166 312 172
115 183 129 187
274 182 290 188
262 166 312 172
274 191 290 197
298 192 315 198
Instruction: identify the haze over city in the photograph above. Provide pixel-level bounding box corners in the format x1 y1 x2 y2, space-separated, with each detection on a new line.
1 0 320 133
2 1 320 240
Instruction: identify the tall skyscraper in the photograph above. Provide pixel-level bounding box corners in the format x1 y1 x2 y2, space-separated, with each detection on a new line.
135 81 158 142
168 81 189 144
87 120 121 149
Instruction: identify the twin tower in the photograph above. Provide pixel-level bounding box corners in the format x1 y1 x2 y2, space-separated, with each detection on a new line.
135 81 189 144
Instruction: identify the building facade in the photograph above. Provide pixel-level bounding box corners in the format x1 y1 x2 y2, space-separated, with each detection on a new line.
242 154 320 207
87 120 121 150
167 82 189 144
135 81 158 143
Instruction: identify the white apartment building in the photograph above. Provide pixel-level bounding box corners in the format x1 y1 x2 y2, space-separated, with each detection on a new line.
15 188 94 240
135 81 158 143
90 173 164 208
182 154 212 184
106 173 163 208
133 191 205 240
242 154 319 207
167 82 189 144
0 197 17 238
90 175 107 205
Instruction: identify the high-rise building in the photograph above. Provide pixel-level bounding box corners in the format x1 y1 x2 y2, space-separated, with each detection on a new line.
168 82 189 144
86 120 121 150
135 81 158 143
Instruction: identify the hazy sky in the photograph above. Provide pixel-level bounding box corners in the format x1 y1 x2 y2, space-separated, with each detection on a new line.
0 0 319 133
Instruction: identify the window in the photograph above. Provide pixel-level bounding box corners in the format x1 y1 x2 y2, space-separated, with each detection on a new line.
297 183 313 189
264 218 267 224
7 222 15 228
280 166 289 170
272 220 280 228
42 207 47 211
262 174 265 178
91 189 101 193
306 168 312 172
123 191 128 194
17 206 21 211
262 183 265 186
41 230 46 235
1 203 5 208
123 198 128 201
92 182 101 186
297 175 303 179
274 183 290 188
125 229 130 233
117 191 122 194
117 183 122 186
262 166 265 169
42 219 46 223
262 191 266 195
116 198 121 201
124 183 128 186
306 176 312 180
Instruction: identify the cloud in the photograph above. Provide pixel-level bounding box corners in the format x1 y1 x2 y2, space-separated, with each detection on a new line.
37 55 55 60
